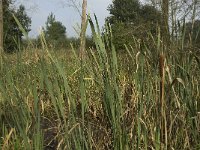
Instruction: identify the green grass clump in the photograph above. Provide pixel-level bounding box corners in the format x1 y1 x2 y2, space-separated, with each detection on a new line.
0 19 199 150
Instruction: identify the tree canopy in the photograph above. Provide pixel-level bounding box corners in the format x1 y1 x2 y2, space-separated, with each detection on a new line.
107 0 161 49
3 0 31 52
108 0 141 24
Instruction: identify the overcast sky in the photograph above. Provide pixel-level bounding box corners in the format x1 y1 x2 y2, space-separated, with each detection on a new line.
15 0 112 38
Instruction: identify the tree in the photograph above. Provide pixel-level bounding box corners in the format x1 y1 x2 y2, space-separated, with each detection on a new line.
44 13 67 49
108 0 141 24
58 0 87 57
3 1 31 52
15 5 31 42
107 0 161 49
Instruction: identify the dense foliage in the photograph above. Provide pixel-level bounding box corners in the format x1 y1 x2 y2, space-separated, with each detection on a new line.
3 0 31 53
107 0 161 49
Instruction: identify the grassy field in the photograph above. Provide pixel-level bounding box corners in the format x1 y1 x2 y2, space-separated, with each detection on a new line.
0 21 200 149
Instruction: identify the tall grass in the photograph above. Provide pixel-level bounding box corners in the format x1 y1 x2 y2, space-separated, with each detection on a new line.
0 18 199 149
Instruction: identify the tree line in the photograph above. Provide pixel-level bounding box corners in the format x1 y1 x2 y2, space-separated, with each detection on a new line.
107 0 200 52
0 0 200 54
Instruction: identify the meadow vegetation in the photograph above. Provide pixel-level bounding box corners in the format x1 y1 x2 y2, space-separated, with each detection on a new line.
0 0 200 149
0 18 200 149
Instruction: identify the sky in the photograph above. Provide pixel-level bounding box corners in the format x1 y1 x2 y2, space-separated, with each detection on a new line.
15 0 112 38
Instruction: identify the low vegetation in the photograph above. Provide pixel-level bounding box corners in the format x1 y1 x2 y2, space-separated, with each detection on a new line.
0 18 199 149
0 0 200 149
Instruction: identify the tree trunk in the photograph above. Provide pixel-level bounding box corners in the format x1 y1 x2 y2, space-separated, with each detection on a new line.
0 0 3 54
79 0 87 60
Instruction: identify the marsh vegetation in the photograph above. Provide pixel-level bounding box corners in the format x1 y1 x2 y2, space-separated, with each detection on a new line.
0 0 200 149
